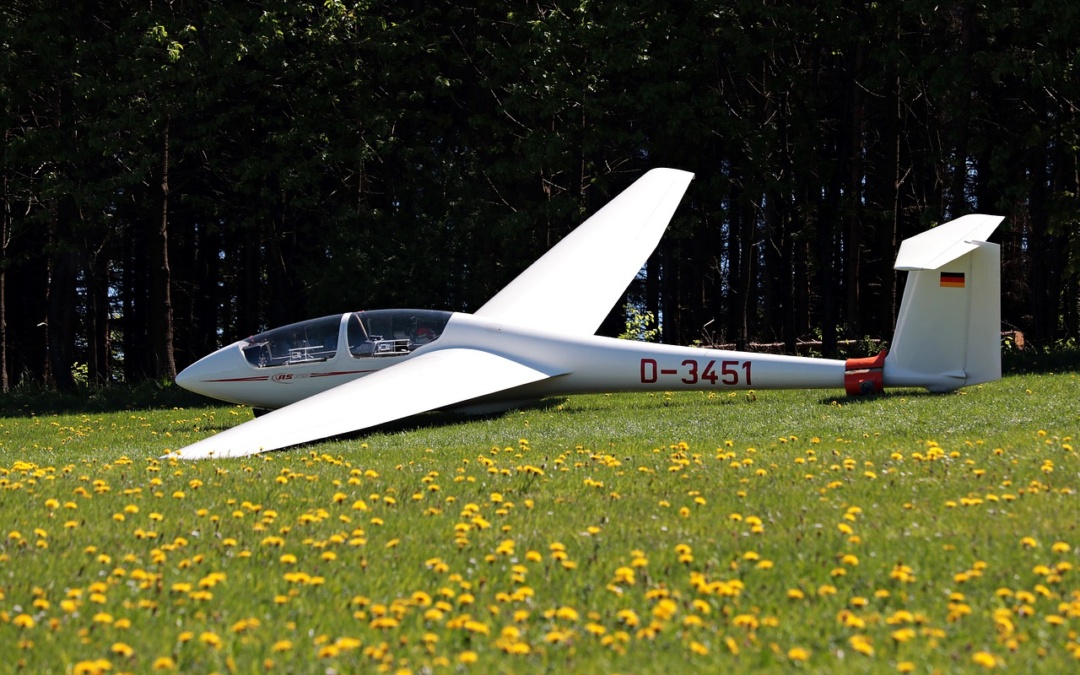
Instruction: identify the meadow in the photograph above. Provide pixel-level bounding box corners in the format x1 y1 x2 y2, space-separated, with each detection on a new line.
0 369 1077 673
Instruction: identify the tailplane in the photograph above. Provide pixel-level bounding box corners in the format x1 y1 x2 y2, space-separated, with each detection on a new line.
884 214 1004 392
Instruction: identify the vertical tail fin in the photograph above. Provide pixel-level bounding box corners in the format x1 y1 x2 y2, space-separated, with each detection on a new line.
884 214 1004 392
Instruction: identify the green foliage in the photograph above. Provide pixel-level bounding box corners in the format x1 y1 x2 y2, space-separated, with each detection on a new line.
618 302 660 342
1 0 1078 387
0 374 1078 671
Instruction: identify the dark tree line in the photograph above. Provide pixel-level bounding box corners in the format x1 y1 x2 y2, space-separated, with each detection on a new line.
2 1 1078 391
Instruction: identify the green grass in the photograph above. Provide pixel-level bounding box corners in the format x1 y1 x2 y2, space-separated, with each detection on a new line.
1 371 1078 673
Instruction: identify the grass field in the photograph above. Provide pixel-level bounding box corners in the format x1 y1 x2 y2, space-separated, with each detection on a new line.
1 369 1077 673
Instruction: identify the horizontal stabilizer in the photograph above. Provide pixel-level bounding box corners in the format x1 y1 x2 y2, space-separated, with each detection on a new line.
894 214 1004 270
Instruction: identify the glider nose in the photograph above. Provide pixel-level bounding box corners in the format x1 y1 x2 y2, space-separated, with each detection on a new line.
174 361 200 393
175 355 215 397
175 343 243 399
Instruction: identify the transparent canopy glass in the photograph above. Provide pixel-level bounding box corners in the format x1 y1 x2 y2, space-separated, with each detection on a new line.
241 310 451 367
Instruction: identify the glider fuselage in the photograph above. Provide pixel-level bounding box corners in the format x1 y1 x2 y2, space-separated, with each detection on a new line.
177 311 848 412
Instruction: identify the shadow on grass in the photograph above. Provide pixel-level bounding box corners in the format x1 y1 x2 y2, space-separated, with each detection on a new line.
815 388 941 406
0 381 217 418
357 397 569 436
1003 347 1080 375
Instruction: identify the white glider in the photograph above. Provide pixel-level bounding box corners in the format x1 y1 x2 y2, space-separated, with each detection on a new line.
173 168 1003 459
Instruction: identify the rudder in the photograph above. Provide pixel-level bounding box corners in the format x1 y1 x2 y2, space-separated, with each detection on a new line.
884 215 1004 392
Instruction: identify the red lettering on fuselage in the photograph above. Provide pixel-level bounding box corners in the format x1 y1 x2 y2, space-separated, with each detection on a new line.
639 358 752 387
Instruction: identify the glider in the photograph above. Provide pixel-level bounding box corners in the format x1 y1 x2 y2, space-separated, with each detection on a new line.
173 168 1003 459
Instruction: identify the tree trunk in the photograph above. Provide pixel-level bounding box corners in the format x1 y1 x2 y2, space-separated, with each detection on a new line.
150 118 177 379
47 196 78 392
1 148 8 393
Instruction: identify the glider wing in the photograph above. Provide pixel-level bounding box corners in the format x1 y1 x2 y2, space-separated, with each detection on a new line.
172 348 557 459
475 168 694 335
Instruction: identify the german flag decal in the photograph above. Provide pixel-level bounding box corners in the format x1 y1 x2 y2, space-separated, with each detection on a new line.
939 272 965 288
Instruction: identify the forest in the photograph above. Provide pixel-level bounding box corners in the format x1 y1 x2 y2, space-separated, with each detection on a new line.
2 0 1078 391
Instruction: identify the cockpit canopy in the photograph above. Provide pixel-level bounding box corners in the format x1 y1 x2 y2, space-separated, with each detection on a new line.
241 310 451 368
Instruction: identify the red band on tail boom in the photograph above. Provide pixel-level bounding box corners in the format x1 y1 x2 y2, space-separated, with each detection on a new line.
844 350 887 395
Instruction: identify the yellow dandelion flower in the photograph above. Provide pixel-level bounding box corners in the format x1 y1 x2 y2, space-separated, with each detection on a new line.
13 614 35 629
972 651 1000 669
151 656 176 670
72 659 113 675
787 646 811 662
458 650 478 664
198 631 222 649
616 609 640 627
849 634 874 656
733 614 759 630
891 628 916 643
652 599 678 621
110 643 134 658
555 606 580 622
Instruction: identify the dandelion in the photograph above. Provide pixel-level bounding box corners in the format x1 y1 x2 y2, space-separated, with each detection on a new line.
972 651 1000 669
555 606 580 622
198 631 222 649
458 650 479 664
151 656 176 670
72 659 113 675
652 599 677 621
891 628 916 643
787 646 811 662
732 614 759 630
616 609 640 628
849 634 874 656
13 614 35 629
612 566 635 585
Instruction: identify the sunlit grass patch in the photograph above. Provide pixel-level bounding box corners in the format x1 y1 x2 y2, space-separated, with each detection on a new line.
0 371 1077 672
